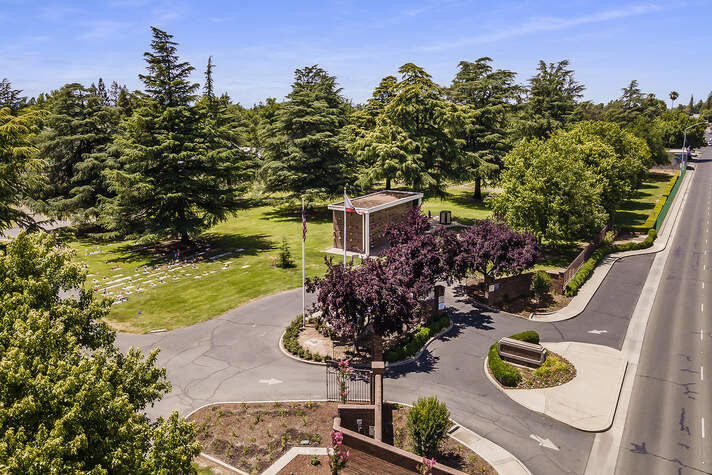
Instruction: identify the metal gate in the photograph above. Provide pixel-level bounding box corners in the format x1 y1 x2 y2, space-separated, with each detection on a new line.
326 361 372 403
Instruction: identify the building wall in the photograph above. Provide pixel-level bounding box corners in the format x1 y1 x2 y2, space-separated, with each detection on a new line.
333 210 365 253
368 202 415 251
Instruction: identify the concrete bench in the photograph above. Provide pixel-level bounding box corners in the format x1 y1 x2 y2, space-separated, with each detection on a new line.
497 337 547 368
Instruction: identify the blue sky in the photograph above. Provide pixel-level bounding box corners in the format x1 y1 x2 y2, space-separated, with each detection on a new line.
1 0 710 107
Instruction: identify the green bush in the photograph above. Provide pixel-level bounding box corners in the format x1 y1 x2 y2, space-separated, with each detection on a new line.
407 396 451 458
533 354 569 379
566 228 657 296
509 330 540 344
488 344 521 387
530 270 551 306
384 315 450 363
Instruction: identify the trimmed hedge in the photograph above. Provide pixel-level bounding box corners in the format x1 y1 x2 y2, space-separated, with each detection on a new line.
282 315 323 362
509 330 540 344
384 315 451 363
487 330 541 387
565 228 657 297
630 173 678 231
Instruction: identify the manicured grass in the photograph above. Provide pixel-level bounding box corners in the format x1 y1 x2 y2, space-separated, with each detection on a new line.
420 188 492 225
615 172 672 228
60 189 492 333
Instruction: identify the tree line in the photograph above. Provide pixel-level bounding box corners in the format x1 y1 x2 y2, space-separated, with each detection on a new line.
1 26 708 243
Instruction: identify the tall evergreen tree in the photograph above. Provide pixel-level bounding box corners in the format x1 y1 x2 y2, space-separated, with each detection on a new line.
0 78 28 113
96 77 109 105
516 59 584 139
447 57 519 199
103 27 244 242
0 108 44 231
262 65 348 198
36 83 119 222
353 63 460 195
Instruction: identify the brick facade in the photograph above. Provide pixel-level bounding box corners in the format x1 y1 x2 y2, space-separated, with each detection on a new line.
332 201 417 254
333 210 365 253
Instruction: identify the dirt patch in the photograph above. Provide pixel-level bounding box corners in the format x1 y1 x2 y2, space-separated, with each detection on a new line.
277 454 331 474
293 325 373 366
386 404 496 475
188 401 338 474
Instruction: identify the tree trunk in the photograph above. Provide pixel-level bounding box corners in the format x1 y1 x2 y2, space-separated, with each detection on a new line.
385 176 391 190
474 175 482 200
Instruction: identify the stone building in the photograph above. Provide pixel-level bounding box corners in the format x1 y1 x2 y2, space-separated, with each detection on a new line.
327 190 423 256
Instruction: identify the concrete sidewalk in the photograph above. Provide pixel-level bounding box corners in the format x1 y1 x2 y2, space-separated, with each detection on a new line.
531 168 693 323
494 342 627 432
450 425 532 475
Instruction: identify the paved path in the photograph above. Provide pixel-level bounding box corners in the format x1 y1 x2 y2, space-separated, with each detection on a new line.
615 152 712 473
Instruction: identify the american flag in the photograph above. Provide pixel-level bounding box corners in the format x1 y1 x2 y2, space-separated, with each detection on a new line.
301 200 307 242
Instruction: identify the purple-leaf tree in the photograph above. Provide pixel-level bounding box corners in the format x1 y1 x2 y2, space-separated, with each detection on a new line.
306 258 366 344
454 218 538 284
384 205 431 247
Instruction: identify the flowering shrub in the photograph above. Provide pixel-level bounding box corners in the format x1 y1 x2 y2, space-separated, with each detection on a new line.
328 430 349 474
336 359 353 403
418 457 437 475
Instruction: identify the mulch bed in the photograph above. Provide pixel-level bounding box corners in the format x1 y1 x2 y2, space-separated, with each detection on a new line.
190 401 496 475
387 404 496 475
465 282 572 317
488 352 577 390
188 401 337 474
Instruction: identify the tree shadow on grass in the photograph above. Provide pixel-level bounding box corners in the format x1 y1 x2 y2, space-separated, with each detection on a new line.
261 205 332 224
107 232 274 266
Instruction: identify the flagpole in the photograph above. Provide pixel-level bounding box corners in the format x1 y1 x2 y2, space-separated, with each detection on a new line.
343 188 347 267
302 197 306 327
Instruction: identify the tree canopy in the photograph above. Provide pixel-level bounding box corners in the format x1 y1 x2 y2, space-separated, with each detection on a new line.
0 232 201 474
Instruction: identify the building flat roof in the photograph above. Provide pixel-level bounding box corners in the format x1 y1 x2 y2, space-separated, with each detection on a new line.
328 190 423 213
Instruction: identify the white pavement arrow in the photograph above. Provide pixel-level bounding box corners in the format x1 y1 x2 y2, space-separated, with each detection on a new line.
259 378 283 385
587 329 608 334
530 434 560 451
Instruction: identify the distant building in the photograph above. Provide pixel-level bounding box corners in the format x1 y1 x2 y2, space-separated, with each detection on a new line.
327 190 423 256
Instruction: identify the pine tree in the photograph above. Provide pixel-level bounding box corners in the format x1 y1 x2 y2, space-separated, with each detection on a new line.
262 65 348 199
96 77 109 105
516 59 584 139
0 78 28 113
36 83 119 222
103 27 244 242
447 57 519 199
353 63 460 195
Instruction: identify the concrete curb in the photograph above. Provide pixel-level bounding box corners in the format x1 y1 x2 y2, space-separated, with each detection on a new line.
277 319 455 369
531 167 694 323
197 452 248 474
186 399 531 475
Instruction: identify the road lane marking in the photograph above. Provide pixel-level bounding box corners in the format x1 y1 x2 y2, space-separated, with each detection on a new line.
701 366 704 381
703 418 705 439
703 282 706 289
529 434 559 450
588 329 608 334
702 304 705 313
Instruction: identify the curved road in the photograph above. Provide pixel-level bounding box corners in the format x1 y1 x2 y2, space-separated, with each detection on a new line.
118 245 655 474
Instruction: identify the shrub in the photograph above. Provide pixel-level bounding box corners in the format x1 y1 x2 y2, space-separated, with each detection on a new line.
407 397 451 458
629 173 678 231
509 330 539 344
530 271 551 306
533 354 569 379
384 315 450 363
277 238 295 268
488 343 521 387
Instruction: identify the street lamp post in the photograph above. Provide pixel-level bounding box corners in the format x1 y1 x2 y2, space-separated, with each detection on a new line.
681 121 707 171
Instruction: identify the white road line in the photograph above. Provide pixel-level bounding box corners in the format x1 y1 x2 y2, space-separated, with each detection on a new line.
703 282 705 289
702 417 706 439
702 304 704 313
701 365 704 381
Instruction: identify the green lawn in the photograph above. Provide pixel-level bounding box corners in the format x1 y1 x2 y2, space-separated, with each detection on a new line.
615 172 673 228
59 189 492 333
420 188 492 225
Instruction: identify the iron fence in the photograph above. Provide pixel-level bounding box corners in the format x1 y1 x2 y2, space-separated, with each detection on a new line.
325 361 372 403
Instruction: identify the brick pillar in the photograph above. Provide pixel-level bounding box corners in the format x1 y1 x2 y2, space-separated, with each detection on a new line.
371 361 385 441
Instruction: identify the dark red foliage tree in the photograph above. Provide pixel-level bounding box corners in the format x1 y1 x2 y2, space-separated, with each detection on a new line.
384 205 431 247
453 218 538 284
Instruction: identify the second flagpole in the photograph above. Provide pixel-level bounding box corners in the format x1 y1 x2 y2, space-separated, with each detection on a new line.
343 188 347 267
302 197 306 327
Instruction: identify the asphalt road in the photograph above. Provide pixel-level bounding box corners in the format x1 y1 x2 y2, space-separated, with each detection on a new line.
616 152 712 474
117 244 659 474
